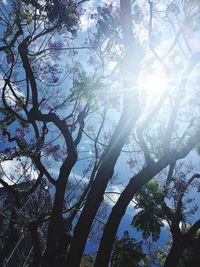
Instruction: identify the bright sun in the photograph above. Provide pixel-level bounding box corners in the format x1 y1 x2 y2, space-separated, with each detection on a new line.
138 67 168 108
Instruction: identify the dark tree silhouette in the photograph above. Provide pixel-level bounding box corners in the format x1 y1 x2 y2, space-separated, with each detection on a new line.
0 1 200 267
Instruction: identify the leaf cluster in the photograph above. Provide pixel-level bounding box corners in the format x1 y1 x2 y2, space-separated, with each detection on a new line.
111 231 145 267
131 180 167 241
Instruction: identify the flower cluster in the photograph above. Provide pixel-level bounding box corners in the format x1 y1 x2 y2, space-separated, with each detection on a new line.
32 61 61 84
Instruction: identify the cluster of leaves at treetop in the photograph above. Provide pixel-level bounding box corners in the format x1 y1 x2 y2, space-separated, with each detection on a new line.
131 180 170 241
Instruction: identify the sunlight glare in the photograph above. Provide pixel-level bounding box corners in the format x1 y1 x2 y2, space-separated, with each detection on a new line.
138 68 168 109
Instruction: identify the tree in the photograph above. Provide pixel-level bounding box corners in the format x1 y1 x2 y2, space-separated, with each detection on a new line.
0 0 200 267
130 167 200 267
131 180 168 242
111 231 145 267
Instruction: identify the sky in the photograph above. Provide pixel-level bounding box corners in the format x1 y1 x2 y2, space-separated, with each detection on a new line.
1 0 200 266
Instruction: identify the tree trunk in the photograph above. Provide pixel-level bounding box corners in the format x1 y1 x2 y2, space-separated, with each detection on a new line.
43 156 77 266
65 0 142 264
94 163 159 267
94 148 196 267
164 241 182 267
65 107 139 267
29 221 42 267
0 227 19 265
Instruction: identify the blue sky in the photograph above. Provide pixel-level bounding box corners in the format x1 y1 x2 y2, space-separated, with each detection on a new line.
1 1 200 266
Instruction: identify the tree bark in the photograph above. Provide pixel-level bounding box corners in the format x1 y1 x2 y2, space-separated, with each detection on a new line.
164 241 182 267
94 162 164 267
42 155 77 266
66 0 141 265
29 221 42 267
0 224 19 265
66 106 139 267
94 137 200 267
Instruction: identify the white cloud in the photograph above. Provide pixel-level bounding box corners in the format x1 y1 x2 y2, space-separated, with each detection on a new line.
80 14 94 31
1 0 7 5
0 158 38 186
162 219 169 228
104 184 124 206
0 76 24 106
69 172 89 185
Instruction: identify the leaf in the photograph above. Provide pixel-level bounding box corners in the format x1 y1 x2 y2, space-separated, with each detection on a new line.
131 180 166 241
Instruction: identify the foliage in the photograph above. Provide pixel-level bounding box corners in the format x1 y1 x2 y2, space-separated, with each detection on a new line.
111 231 145 267
0 0 200 266
131 180 167 241
45 0 80 32
131 169 200 266
96 3 120 38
